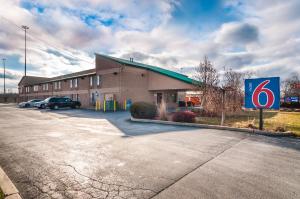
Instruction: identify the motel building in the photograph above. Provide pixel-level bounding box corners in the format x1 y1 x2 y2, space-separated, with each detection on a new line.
18 54 200 110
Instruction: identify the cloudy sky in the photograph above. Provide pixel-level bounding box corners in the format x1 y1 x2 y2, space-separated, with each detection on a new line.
0 0 299 92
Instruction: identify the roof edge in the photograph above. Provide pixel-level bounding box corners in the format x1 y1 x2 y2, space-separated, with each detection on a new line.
95 53 199 85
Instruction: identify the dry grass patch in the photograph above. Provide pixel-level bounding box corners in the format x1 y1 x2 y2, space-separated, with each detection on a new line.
196 110 300 136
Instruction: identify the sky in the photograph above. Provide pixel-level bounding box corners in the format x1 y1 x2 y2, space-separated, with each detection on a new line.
0 0 299 92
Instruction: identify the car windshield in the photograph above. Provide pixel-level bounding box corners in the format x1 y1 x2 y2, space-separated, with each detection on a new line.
44 97 51 103
64 98 71 102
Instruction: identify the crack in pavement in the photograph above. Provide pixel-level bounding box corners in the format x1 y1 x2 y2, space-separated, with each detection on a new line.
56 162 157 198
149 135 249 198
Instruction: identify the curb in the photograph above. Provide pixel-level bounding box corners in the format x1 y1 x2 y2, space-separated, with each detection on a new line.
0 167 22 199
130 117 295 137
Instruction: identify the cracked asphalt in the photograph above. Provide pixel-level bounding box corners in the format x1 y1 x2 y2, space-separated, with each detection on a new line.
0 104 299 199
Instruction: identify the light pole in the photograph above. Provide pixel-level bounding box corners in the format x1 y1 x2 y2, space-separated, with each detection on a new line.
22 25 29 76
2 58 5 94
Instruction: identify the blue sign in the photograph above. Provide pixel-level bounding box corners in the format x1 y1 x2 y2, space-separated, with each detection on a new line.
245 77 280 109
285 96 299 103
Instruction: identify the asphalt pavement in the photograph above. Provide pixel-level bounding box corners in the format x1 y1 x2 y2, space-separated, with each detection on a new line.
0 104 299 199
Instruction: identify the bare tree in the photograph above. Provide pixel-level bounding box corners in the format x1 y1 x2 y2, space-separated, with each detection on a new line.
282 73 300 97
222 68 254 113
194 56 219 109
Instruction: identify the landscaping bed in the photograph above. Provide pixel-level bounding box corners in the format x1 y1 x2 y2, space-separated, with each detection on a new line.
129 102 299 136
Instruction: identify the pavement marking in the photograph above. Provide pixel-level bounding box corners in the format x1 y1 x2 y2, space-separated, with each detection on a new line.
150 135 249 198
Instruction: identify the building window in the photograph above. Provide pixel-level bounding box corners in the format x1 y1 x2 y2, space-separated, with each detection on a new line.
97 75 100 86
33 85 39 92
54 82 57 90
74 78 78 88
58 81 61 89
43 83 48 91
70 79 73 88
42 84 48 91
166 93 177 103
90 76 93 87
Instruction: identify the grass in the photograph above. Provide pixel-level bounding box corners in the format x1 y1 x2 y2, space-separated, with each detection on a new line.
196 110 300 136
0 188 4 199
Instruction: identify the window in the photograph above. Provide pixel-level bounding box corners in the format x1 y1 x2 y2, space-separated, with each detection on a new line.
90 76 93 87
74 78 78 88
54 82 57 90
166 93 177 103
42 84 48 91
97 75 100 86
33 85 39 92
70 79 73 88
58 81 61 89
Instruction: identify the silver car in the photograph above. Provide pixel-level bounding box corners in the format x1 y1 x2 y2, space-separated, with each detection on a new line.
18 99 42 108
34 99 48 109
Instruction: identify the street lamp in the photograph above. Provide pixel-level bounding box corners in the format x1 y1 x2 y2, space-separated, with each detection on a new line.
22 25 29 77
2 58 5 94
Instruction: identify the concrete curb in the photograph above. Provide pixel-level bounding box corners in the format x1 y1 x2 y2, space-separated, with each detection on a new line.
130 117 295 137
0 167 22 199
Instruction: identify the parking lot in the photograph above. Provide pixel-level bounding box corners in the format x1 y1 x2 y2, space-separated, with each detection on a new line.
0 104 300 199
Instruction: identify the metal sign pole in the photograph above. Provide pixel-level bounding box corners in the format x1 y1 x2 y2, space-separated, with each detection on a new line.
259 108 263 130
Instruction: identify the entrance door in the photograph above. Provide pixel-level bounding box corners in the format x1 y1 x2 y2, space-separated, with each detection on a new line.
157 93 163 104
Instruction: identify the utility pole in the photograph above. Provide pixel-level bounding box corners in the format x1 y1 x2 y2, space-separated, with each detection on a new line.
2 58 5 94
22 25 29 76
221 88 225 126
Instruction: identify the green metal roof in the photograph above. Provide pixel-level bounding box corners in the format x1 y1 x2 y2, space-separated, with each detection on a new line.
96 53 197 85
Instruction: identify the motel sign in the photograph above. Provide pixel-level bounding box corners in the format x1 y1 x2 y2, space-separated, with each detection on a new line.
244 77 280 110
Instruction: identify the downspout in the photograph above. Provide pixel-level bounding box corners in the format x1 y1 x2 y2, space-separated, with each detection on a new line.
119 64 125 105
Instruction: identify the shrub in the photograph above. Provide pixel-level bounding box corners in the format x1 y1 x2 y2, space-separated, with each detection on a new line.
130 102 157 119
281 102 300 108
172 111 196 123
275 126 286 132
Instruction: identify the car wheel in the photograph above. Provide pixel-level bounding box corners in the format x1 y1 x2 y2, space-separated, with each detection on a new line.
54 105 59 110
41 104 45 109
75 105 80 109
25 103 30 108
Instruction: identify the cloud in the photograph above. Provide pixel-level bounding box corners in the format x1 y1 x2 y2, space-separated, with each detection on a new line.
216 22 259 45
0 72 19 80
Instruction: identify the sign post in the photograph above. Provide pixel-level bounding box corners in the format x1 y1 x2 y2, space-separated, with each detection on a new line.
259 108 263 130
244 77 280 130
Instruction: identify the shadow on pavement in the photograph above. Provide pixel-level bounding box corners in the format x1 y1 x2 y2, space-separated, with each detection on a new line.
36 108 300 151
38 108 197 137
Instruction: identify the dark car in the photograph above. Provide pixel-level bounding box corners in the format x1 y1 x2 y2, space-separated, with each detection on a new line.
45 97 81 110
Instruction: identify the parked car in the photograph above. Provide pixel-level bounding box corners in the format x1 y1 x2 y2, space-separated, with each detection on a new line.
44 97 81 110
18 99 42 108
34 99 48 109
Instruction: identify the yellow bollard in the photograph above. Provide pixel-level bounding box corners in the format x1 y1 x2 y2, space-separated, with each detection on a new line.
124 99 126 111
103 99 106 112
97 101 100 111
114 100 116 112
95 101 98 111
